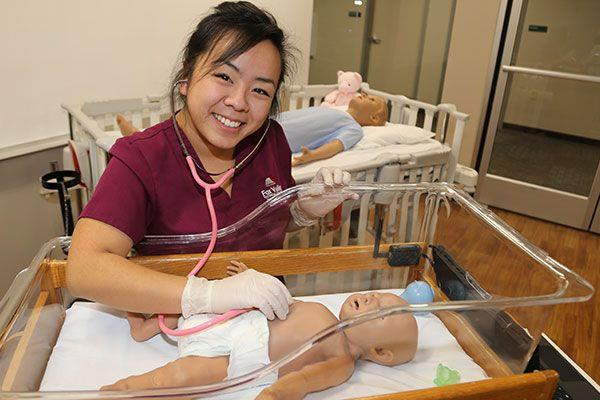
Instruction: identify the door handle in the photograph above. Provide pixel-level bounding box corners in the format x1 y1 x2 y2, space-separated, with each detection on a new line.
369 36 382 44
502 65 600 83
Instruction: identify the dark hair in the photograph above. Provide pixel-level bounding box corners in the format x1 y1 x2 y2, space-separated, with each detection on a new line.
172 1 296 115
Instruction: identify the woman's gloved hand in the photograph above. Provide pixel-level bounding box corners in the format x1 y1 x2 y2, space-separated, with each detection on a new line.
291 167 358 226
181 269 293 320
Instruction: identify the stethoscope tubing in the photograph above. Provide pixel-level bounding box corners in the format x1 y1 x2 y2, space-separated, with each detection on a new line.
158 159 249 337
158 81 270 336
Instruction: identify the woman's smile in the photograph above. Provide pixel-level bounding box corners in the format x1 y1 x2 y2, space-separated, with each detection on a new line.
212 112 245 130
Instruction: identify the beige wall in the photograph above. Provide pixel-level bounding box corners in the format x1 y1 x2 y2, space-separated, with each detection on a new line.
0 0 313 150
0 148 65 297
309 0 366 84
416 0 455 104
503 0 600 139
441 0 503 167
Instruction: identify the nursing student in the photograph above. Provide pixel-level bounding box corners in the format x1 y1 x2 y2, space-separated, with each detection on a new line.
66 2 353 323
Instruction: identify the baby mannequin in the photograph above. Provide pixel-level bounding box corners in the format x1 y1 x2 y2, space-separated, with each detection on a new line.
102 261 418 399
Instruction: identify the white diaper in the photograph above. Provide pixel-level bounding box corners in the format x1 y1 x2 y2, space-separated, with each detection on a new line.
177 310 277 386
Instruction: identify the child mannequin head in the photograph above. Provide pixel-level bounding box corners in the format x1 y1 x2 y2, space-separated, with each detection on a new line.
339 292 418 366
346 94 388 127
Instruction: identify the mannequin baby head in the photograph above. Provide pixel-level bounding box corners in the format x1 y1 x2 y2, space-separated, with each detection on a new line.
339 292 418 366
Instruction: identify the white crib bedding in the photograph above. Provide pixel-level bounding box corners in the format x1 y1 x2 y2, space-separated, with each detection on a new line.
40 289 487 399
292 139 443 183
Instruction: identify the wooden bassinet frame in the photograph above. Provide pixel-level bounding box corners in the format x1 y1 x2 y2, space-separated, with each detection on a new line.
1 244 557 399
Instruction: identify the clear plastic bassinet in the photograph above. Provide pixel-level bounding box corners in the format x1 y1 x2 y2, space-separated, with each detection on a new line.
0 183 593 399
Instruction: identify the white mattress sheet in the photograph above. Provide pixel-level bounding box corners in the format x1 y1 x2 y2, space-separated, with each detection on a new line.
41 289 487 398
291 139 443 183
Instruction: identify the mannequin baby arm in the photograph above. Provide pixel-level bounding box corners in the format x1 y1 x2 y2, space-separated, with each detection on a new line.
257 355 355 400
126 313 178 342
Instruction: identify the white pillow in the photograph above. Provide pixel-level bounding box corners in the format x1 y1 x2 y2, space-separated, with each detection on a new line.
354 123 435 150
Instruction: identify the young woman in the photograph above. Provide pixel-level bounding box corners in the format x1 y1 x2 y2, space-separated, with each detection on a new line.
67 2 352 322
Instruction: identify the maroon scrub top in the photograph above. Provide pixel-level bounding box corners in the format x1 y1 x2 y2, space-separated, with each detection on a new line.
80 118 295 254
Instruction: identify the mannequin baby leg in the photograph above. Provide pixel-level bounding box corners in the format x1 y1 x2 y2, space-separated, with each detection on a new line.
101 355 229 390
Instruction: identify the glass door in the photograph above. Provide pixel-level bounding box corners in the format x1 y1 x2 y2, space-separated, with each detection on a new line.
477 0 600 229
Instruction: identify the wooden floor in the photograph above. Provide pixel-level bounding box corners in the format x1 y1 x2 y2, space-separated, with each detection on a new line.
442 207 600 383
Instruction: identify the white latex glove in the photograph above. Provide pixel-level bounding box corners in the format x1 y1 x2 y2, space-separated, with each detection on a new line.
293 167 359 224
181 269 293 320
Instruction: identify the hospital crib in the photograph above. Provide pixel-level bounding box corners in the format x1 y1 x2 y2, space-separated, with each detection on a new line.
286 82 468 183
61 83 468 190
282 83 469 249
61 83 469 250
0 183 593 399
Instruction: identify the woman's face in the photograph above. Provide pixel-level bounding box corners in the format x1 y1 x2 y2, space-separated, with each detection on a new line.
180 39 281 154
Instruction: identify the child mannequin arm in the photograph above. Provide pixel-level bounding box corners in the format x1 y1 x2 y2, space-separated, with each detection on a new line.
256 355 355 400
126 313 178 342
292 140 344 167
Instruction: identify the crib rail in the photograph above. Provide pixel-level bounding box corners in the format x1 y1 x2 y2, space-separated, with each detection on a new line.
63 83 468 190
284 147 450 251
61 96 170 190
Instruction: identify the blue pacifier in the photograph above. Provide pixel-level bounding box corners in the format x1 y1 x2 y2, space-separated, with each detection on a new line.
401 281 435 304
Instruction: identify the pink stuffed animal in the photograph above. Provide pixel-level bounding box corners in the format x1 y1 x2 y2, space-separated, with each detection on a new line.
321 71 362 107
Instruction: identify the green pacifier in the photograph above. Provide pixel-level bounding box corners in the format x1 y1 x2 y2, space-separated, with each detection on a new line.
433 363 461 386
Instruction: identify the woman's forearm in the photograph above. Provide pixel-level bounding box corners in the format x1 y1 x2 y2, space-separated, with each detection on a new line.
67 219 186 314
69 252 185 314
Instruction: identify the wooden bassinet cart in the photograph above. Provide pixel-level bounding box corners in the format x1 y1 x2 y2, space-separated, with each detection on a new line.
1 183 592 399
2 244 559 400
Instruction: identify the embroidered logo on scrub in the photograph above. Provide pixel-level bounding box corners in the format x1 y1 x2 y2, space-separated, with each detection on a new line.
261 176 282 199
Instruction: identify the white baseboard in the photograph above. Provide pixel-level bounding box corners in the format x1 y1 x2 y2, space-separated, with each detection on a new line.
0 135 69 161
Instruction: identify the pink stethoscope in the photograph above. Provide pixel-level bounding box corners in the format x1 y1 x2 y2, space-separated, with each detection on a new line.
158 80 270 336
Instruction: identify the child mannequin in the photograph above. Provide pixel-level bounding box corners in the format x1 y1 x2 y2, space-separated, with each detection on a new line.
102 261 418 399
